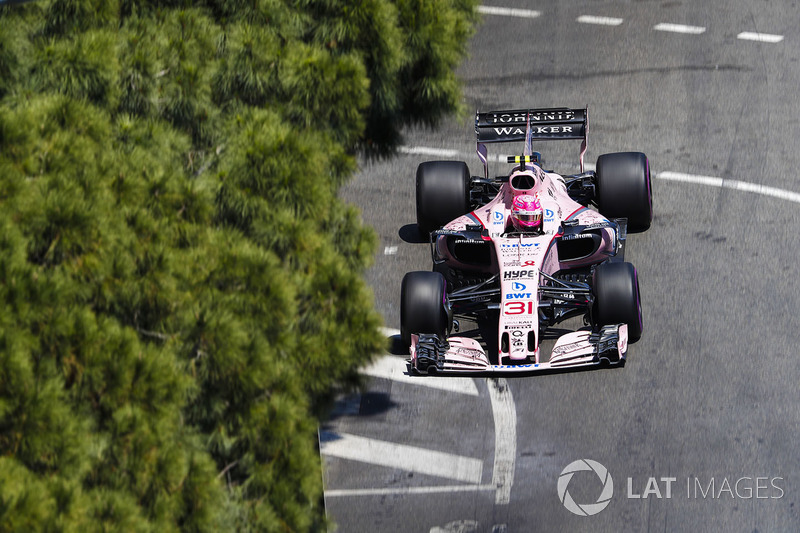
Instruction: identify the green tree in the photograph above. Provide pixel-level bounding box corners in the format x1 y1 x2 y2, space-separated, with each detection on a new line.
0 0 479 530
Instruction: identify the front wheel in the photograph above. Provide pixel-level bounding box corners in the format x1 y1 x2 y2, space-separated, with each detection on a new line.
595 152 652 231
400 271 451 348
592 261 643 343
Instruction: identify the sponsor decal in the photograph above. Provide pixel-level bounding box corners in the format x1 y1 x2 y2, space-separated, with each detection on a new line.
501 242 540 249
504 269 538 280
503 260 537 268
510 329 525 348
561 233 593 241
505 322 533 330
489 110 575 124
492 125 576 136
455 238 485 244
505 292 533 299
544 208 555 223
552 341 586 356
511 282 527 291
583 222 611 231
455 347 484 358
494 211 505 222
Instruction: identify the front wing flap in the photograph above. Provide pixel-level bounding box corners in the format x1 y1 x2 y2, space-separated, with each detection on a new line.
410 324 628 375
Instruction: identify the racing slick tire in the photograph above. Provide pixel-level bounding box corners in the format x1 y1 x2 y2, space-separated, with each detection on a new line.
595 152 652 231
416 161 471 236
592 261 643 343
400 271 452 348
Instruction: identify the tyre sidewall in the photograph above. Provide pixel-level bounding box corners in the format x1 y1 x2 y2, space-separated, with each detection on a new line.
400 271 450 347
593 262 643 343
596 152 652 231
416 161 471 235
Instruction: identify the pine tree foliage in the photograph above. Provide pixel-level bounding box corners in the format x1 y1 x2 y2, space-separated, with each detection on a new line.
0 0 478 530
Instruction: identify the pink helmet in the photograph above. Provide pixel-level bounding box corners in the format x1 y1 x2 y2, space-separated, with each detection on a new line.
511 194 543 232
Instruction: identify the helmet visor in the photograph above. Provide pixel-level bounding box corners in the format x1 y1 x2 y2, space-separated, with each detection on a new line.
515 212 543 227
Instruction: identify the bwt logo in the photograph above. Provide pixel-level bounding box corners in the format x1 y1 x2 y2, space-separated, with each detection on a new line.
557 459 614 516
511 282 527 291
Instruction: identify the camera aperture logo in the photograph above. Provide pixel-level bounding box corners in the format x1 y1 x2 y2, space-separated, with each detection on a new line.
557 459 614 516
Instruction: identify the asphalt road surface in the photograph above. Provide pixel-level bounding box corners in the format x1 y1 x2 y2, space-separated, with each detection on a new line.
323 2 800 531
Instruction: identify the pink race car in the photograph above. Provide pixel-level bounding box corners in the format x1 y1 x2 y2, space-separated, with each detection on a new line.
401 107 652 374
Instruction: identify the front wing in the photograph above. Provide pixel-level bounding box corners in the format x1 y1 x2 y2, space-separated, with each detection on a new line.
410 324 628 375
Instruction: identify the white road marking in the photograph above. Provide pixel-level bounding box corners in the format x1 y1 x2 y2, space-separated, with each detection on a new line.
325 484 495 497
488 378 516 505
478 5 783 45
399 146 461 158
377 330 517 502
657 171 800 204
363 355 481 396
654 22 706 35
320 431 484 484
384 245 398 255
478 5 540 19
577 15 624 26
737 31 784 43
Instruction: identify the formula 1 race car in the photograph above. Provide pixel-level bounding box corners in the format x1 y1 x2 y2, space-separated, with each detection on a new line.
401 107 652 374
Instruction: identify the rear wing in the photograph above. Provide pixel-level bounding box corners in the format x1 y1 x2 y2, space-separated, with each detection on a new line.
475 107 588 177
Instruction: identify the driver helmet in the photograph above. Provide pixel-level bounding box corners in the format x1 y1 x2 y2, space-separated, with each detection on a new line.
511 193 543 232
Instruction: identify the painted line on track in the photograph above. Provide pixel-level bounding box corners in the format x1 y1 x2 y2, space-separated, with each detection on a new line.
320 431 484 484
478 4 783 43
401 146 800 205
325 484 496 498
488 378 516 505
657 171 800 203
654 22 706 35
400 146 462 158
399 146 515 165
477 5 540 19
737 31 784 43
577 15 624 26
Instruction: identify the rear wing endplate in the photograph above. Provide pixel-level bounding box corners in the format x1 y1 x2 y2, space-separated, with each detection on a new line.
475 107 588 177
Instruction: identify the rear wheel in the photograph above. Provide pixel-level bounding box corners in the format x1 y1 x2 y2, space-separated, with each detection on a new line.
400 271 451 348
595 152 652 231
592 262 643 343
416 161 472 235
